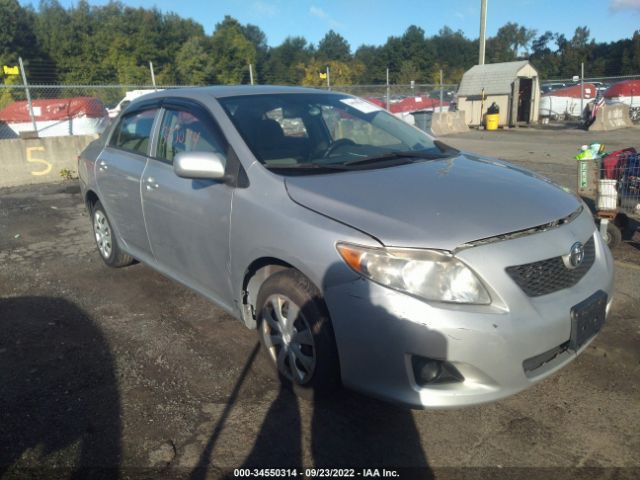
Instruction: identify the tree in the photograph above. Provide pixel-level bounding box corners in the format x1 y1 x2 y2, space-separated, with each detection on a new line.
430 27 475 83
400 26 434 74
317 30 351 62
0 73 21 109
486 22 536 62
210 16 256 84
0 0 41 65
242 23 268 82
354 45 387 84
530 31 561 78
397 60 423 84
302 59 363 87
176 36 215 85
557 27 594 77
263 36 311 84
1 3 636 89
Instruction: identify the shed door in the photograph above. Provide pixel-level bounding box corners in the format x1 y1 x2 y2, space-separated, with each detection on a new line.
517 78 533 123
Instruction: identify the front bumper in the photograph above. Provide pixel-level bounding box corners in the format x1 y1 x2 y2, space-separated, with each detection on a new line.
324 211 615 409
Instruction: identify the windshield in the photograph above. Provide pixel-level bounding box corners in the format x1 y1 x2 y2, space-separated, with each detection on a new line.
218 93 450 174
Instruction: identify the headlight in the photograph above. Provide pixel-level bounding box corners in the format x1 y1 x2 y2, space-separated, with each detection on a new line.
336 242 490 305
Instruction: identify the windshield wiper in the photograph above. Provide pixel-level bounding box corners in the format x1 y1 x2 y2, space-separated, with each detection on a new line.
343 149 455 166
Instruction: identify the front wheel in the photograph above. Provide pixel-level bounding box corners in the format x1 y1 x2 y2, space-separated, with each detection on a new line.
256 269 340 399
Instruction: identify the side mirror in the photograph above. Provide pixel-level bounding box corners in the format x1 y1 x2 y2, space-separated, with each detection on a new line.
173 151 226 180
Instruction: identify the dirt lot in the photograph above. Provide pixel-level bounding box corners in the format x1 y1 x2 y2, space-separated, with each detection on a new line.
1 127 639 480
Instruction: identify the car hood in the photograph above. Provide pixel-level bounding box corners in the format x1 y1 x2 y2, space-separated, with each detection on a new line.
284 153 581 251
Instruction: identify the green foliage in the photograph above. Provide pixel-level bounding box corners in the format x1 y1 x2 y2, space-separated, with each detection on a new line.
210 16 256 84
59 168 77 180
0 73 20 109
176 37 215 85
0 1 636 90
263 37 312 84
302 60 364 87
0 0 40 64
317 30 351 62
621 31 640 75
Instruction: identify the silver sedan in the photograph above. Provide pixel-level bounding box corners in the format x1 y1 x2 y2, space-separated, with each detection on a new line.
78 86 614 408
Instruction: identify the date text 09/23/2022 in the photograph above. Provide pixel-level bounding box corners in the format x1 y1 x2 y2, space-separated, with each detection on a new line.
233 468 400 478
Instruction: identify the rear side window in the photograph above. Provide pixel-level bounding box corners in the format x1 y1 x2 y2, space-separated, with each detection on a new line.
110 109 158 155
156 109 227 163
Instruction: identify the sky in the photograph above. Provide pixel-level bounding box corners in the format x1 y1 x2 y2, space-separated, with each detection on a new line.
20 0 640 49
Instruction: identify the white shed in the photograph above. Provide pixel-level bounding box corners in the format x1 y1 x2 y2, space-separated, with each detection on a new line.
456 61 540 127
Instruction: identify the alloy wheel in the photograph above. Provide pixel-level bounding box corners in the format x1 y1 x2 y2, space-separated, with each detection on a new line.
261 294 316 384
93 210 113 259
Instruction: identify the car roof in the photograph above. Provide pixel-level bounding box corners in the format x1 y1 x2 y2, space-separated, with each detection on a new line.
132 85 333 103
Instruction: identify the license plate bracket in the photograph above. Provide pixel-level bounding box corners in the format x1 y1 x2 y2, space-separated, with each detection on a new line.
570 290 607 351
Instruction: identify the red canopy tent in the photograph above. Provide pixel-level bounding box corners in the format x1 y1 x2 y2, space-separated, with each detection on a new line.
0 97 107 123
603 80 640 98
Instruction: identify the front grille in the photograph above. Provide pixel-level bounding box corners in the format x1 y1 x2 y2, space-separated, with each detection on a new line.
506 236 596 297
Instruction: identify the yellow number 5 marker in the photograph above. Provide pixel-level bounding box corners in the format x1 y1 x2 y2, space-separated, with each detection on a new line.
26 146 52 176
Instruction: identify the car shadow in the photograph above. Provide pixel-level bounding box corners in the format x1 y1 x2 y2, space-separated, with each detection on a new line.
191 263 444 478
0 297 121 479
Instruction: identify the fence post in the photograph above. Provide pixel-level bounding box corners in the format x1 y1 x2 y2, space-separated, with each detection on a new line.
439 69 444 113
18 57 38 136
386 68 390 111
149 61 157 90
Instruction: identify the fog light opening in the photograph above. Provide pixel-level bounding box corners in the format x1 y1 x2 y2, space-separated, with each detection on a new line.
412 356 464 386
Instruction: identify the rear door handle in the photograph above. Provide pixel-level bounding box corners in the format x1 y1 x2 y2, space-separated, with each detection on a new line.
145 177 159 191
98 160 108 172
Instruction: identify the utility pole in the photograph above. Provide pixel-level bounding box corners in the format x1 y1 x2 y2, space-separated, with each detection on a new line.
326 65 331 91
249 64 254 85
479 0 488 65
580 62 585 119
18 57 38 136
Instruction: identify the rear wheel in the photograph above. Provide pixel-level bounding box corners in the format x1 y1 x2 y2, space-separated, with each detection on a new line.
92 200 134 267
256 269 340 399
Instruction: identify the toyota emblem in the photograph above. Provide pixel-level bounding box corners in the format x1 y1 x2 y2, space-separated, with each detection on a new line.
569 242 585 268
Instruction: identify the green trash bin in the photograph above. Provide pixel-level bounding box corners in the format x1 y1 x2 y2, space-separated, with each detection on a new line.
412 111 431 132
575 143 606 197
577 159 599 197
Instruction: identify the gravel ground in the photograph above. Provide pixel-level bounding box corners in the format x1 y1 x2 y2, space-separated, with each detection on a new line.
0 127 639 480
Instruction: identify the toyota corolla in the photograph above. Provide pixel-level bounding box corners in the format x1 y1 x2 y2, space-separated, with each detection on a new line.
78 86 614 408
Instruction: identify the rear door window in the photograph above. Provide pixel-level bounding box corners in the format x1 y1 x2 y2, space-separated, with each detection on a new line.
110 109 158 155
156 108 227 164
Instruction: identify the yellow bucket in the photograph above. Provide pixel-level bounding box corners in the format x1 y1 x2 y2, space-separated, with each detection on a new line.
485 113 499 131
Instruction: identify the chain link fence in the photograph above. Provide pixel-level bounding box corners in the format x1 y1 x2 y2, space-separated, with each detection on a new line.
0 82 459 139
1 74 638 139
330 84 458 105
540 74 640 124
0 84 189 139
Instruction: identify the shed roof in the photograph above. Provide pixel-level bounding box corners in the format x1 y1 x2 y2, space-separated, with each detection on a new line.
457 61 536 96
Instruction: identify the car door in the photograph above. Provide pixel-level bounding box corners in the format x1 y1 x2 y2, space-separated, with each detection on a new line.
141 100 234 308
96 105 160 260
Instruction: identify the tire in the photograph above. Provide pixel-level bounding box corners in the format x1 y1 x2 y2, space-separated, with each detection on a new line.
91 200 134 268
256 269 340 399
603 222 622 249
